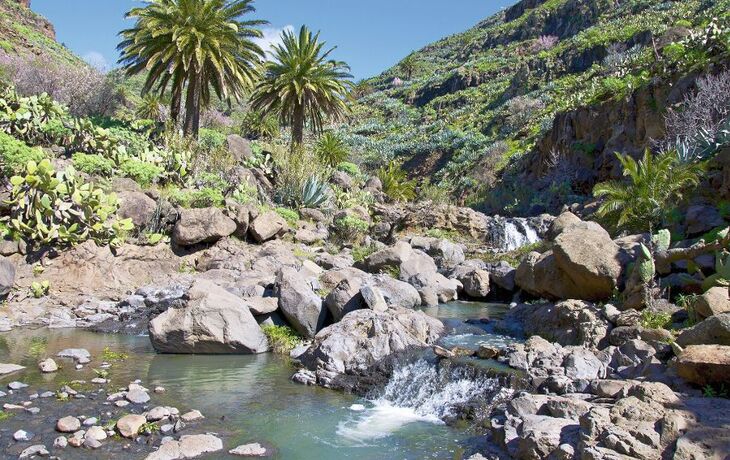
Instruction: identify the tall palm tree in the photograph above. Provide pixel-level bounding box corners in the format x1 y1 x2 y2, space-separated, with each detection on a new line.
250 26 353 148
399 52 418 80
118 0 266 138
593 150 704 233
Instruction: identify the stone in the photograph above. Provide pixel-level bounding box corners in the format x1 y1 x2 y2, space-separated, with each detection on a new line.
546 211 582 241
149 279 269 354
173 207 237 246
694 287 730 319
57 348 91 364
674 427 730 460
371 274 421 309
685 204 724 236
18 445 49 459
677 313 730 347
486 261 517 291
227 134 253 162
325 278 365 321
38 358 58 373
85 426 107 442
56 416 81 433
118 191 158 228
675 344 730 386
126 388 151 404
250 212 289 243
244 297 278 316
180 409 204 422
408 270 460 305
117 414 146 438
147 406 171 422
14 429 33 441
0 363 25 375
456 268 491 298
276 267 327 338
229 442 271 457
331 170 354 190
0 256 15 297
516 415 579 460
53 436 68 448
360 284 388 313
298 308 444 390
83 417 98 426
476 346 499 359
225 200 252 238
8 381 27 390
145 434 223 460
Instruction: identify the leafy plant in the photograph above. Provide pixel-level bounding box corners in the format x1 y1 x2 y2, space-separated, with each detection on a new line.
0 131 45 175
640 309 672 330
336 161 360 176
101 347 128 362
352 243 379 263
377 160 417 202
120 159 163 186
262 325 301 354
30 280 50 298
4 159 133 247
240 110 279 140
72 153 115 177
315 132 349 168
275 207 299 227
300 177 331 208
593 150 704 232
702 250 730 292
332 215 369 243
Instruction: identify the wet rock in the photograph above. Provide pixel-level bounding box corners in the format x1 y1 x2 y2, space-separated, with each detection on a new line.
476 346 499 359
57 348 91 364
147 406 171 422
38 358 58 373
18 445 48 459
173 207 237 246
180 409 204 422
14 429 33 441
250 212 289 243
276 266 327 338
675 344 730 386
84 426 107 442
229 442 272 457
53 436 68 448
0 256 15 297
7 381 27 390
117 414 146 438
149 279 269 354
126 388 151 404
56 416 81 433
145 434 223 460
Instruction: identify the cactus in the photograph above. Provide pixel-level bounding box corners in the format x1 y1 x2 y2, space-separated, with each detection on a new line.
4 159 133 247
636 243 656 283
300 176 331 208
702 251 730 292
652 229 671 253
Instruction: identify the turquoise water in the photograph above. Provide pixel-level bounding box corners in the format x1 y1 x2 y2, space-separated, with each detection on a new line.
0 302 514 459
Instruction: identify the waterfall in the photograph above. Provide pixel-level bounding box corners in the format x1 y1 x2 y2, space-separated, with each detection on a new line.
485 218 540 252
337 359 506 443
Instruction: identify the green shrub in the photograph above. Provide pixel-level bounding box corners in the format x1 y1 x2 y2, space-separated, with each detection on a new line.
198 128 227 150
262 325 301 354
72 153 115 177
332 215 369 243
4 159 133 247
120 159 163 187
377 160 417 202
231 184 259 205
239 110 279 140
300 177 331 209
170 187 226 209
640 310 672 330
352 243 379 262
0 132 45 175
275 207 300 227
337 161 361 176
315 132 349 168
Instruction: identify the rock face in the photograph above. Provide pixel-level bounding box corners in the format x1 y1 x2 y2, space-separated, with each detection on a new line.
298 308 444 390
276 267 327 338
675 345 730 386
173 207 236 246
149 279 269 354
0 256 15 297
250 212 289 243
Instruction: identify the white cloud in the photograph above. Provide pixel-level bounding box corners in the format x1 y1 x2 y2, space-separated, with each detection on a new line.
254 25 294 59
83 51 109 71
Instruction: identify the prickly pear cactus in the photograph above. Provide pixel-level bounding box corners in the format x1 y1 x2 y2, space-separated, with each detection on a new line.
702 251 730 291
636 243 656 283
652 229 671 253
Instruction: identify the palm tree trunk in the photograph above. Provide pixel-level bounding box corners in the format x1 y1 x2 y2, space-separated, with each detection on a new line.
291 103 305 149
170 87 182 125
183 71 202 138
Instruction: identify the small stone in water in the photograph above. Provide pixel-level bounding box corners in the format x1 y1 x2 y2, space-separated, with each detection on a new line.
115 400 130 408
160 424 174 434
56 416 81 433
349 404 366 412
54 436 68 448
84 438 102 449
85 426 107 442
83 417 98 426
229 443 269 457
126 388 150 404
18 445 48 459
91 378 107 384
3 403 24 410
0 390 6 397
38 358 59 373
180 409 204 422
40 391 54 398
14 430 33 441
25 407 40 415
75 364 84 370
8 381 28 390
154 386 166 393
29 393 38 399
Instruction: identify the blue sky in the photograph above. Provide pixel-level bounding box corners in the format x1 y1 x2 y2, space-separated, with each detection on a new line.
32 0 515 80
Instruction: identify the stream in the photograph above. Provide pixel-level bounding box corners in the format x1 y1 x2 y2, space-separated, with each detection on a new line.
0 302 518 459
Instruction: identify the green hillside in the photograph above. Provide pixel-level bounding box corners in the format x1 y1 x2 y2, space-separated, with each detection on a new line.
339 0 730 214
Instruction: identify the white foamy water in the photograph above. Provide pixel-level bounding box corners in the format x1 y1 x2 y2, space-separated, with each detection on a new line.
337 359 498 442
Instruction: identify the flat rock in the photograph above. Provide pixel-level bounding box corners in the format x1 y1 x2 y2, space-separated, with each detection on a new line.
145 434 223 460
675 344 730 386
229 442 271 457
0 363 25 375
126 388 151 404
57 348 91 364
38 358 58 373
56 416 81 433
117 414 146 438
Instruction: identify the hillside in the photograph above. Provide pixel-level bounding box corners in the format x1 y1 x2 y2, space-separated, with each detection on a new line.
340 0 730 214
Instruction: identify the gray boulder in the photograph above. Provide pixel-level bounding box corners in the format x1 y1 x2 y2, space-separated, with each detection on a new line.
298 308 444 390
173 207 236 246
0 256 15 297
250 212 289 243
371 274 421 309
685 204 724 236
117 191 157 228
331 170 354 190
325 278 365 321
408 271 459 306
276 267 327 338
149 279 268 354
452 266 491 298
227 134 253 162
677 313 730 347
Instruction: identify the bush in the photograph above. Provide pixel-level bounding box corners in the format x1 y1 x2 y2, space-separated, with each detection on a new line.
377 160 416 202
275 207 300 227
72 153 115 177
315 132 349 168
239 110 279 140
271 143 329 207
198 128 227 150
169 187 225 209
120 159 163 186
0 131 45 175
262 325 301 354
332 215 369 243
337 161 361 176
4 159 133 247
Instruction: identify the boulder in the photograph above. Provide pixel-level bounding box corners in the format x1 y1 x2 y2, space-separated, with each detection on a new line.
411 237 465 270
118 191 157 228
516 415 579 460
38 358 58 373
331 170 354 190
677 313 730 347
250 212 289 243
685 204 724 236
149 279 269 354
546 211 582 241
370 274 421 309
225 200 253 238
408 271 459 306
675 344 730 386
694 287 730 319
145 434 223 460
325 278 365 321
360 285 388 313
298 308 444 390
173 207 236 246
454 267 491 298
515 251 582 300
227 134 253 162
0 256 15 297
276 267 327 338
552 224 622 301
485 261 516 291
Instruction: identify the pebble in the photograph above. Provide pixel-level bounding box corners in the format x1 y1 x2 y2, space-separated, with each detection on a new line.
91 377 108 384
229 443 269 457
160 424 174 434
18 445 49 459
83 417 98 426
154 386 166 393
85 426 107 442
117 414 146 438
3 403 24 410
0 363 25 375
0 390 6 397
180 409 204 422
68 436 84 447
146 406 171 421
13 430 33 441
38 358 59 373
126 388 151 404
8 381 28 390
25 407 40 415
29 393 38 400
57 348 91 364
56 416 82 433
40 391 54 398
115 400 130 408
85 438 102 449
54 436 68 448
76 364 84 370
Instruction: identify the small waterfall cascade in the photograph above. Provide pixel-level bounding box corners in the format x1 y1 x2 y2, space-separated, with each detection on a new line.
337 359 510 443
485 217 541 252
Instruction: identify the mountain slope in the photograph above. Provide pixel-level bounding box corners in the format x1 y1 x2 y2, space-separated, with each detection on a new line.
339 0 730 214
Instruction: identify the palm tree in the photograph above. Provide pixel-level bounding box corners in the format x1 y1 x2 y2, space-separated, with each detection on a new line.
399 52 419 80
250 26 353 148
593 150 704 232
118 0 266 138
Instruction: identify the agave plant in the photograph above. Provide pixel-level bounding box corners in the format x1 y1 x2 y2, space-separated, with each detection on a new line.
300 176 331 208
